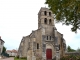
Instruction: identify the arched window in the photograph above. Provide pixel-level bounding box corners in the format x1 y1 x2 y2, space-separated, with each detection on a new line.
49 19 52 25
49 12 51 16
44 11 47 15
44 18 47 24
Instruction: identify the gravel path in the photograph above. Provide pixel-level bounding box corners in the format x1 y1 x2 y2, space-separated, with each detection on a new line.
1 57 14 60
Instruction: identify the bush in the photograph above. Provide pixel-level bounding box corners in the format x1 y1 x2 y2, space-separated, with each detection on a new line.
60 55 80 60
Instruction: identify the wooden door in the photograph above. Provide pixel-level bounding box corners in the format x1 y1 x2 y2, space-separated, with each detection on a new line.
46 49 52 60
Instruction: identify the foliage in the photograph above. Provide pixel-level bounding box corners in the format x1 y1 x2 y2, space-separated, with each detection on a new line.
60 55 80 60
1 46 9 57
45 0 80 32
1 52 9 57
67 45 76 52
2 46 6 53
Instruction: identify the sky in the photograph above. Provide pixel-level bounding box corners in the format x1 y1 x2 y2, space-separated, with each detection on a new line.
0 0 80 50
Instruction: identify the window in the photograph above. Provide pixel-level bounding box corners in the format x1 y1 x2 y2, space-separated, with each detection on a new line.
44 11 47 15
44 18 47 24
47 36 48 40
50 36 51 40
49 19 52 25
37 43 39 49
59 45 60 50
49 12 51 16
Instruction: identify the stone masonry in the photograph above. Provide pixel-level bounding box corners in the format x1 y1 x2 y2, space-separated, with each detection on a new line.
18 7 66 60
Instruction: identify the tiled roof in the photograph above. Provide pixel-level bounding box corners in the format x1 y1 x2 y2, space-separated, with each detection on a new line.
6 49 18 53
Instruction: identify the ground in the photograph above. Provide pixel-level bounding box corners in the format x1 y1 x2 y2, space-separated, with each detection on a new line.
1 57 14 60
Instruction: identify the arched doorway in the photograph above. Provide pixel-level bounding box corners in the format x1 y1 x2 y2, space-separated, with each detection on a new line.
46 44 53 60
46 49 52 60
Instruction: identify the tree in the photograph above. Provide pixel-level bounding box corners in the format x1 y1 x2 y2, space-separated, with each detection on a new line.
67 45 75 52
45 0 80 32
1 46 9 57
2 46 6 53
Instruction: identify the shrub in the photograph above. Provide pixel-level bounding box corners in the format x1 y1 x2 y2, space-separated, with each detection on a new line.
60 55 80 60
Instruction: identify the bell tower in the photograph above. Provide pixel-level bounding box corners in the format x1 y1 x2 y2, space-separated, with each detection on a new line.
38 7 54 29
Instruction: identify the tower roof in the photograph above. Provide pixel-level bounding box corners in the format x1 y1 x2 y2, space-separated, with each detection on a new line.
38 7 52 15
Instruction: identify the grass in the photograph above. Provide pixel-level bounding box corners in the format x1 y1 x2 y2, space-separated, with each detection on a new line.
14 57 27 60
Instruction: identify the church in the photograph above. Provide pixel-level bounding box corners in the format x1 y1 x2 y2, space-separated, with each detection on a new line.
18 7 66 60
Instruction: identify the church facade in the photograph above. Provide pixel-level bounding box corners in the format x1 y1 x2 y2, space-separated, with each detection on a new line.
18 7 66 60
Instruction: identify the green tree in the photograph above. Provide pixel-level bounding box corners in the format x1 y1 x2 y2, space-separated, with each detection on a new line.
67 45 75 52
2 46 6 53
45 0 80 32
1 46 9 57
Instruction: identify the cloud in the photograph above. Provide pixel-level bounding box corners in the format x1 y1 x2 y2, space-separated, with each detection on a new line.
0 0 47 50
0 0 80 50
55 23 80 50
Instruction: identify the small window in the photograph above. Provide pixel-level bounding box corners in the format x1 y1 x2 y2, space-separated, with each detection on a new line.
50 36 51 40
59 45 60 50
37 43 39 49
44 11 47 15
49 12 51 16
47 36 48 40
49 19 52 25
44 18 47 24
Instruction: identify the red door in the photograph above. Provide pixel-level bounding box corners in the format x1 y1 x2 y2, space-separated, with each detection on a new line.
46 49 52 60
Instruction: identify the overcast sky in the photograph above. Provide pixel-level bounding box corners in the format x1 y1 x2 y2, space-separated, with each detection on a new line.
0 0 80 50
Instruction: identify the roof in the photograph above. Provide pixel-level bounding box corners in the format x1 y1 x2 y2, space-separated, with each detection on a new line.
0 39 5 43
6 50 12 52
6 49 18 53
38 7 52 15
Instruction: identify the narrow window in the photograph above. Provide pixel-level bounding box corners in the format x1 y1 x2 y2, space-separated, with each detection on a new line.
44 18 47 24
47 36 48 40
49 12 51 16
37 43 39 49
59 45 60 50
44 11 47 15
50 36 51 40
49 19 52 25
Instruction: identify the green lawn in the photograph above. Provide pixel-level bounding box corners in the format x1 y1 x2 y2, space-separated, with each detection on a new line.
14 57 27 60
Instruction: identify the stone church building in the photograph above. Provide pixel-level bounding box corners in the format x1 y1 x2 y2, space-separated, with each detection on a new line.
18 7 66 60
